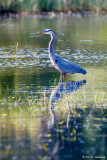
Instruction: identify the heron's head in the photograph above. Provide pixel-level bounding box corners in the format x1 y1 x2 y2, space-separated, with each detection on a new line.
37 29 55 35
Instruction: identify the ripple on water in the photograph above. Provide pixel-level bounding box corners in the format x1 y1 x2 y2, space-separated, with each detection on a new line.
0 44 107 70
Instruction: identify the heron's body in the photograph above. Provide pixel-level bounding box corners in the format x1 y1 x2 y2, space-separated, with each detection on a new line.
37 29 86 81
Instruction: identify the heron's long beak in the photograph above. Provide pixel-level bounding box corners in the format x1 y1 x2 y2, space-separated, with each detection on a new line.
37 31 44 34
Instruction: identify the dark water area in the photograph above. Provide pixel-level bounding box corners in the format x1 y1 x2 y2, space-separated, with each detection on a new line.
0 15 107 160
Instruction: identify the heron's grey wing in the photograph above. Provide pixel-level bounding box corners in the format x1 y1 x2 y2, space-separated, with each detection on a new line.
55 56 86 74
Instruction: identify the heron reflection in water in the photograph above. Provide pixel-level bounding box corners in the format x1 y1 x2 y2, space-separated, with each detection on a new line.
37 29 87 81
48 79 86 129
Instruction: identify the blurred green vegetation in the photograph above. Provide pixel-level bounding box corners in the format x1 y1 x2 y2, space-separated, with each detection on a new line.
1 0 107 14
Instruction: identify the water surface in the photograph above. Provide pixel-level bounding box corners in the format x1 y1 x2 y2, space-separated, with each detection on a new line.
0 15 107 160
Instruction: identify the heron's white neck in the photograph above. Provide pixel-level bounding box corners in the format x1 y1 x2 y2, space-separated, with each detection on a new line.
49 33 56 61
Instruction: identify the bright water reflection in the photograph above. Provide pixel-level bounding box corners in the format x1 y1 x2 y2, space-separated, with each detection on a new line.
0 16 107 160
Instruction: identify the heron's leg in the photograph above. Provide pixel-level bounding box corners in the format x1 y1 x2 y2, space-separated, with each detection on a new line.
61 73 66 82
63 73 66 82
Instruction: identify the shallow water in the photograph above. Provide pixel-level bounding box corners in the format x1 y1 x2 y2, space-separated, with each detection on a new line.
0 15 107 160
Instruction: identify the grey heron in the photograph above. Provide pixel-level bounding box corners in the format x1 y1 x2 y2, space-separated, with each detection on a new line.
37 29 86 81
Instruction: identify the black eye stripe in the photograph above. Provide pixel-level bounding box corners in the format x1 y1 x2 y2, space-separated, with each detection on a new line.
46 29 52 32
44 29 55 34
